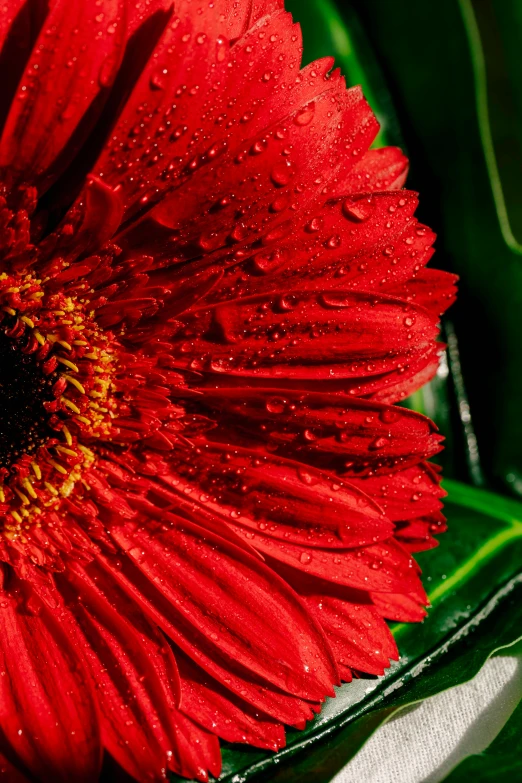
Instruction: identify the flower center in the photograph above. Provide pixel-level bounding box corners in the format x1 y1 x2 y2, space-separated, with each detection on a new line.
0 328 58 469
0 273 116 539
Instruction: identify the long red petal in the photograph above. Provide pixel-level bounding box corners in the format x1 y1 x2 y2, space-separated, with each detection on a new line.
194 387 442 475
0 569 101 783
0 0 126 190
171 290 438 382
107 516 338 700
177 652 286 751
55 563 220 783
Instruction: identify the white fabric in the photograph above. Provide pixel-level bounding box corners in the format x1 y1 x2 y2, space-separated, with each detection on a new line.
334 655 522 783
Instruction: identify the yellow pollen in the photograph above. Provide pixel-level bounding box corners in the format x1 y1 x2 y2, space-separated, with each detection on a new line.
11 511 23 524
2 306 16 316
44 482 59 496
61 397 81 414
64 375 86 394
57 340 73 351
31 462 42 480
33 331 46 345
73 340 88 346
14 488 30 505
0 487 4 503
56 357 79 372
62 425 73 446
55 445 78 457
22 479 38 500
20 316 35 328
47 459 68 475
74 415 91 425
29 292 45 300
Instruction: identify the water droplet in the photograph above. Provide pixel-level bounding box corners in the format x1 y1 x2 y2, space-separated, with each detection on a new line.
305 217 322 233
294 104 315 126
343 199 372 222
369 436 388 451
326 235 341 249
270 161 294 187
379 408 400 424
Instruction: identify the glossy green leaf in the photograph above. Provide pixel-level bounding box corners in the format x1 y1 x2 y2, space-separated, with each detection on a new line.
443 684 522 781
174 482 522 782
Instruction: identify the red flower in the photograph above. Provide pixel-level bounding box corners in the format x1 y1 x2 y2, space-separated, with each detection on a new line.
0 1 456 780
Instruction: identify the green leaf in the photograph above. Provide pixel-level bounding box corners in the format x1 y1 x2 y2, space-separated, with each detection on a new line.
443 682 522 781
174 482 522 782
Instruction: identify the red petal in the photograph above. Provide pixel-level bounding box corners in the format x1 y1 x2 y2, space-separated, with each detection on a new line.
0 0 126 190
159 442 392 548
195 387 442 476
364 344 444 404
177 652 286 751
56 562 219 783
222 0 285 38
95 549 324 726
386 268 458 316
171 290 438 381
396 512 447 552
200 191 422 306
349 463 446 521
0 569 101 783
144 85 377 254
229 530 420 593
108 517 337 699
371 591 428 622
303 592 398 677
338 147 409 195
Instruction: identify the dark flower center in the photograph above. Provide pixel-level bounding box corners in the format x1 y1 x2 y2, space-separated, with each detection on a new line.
0 328 57 471
0 276 116 536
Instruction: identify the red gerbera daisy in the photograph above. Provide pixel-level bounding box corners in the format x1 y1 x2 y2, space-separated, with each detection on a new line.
0 1 456 780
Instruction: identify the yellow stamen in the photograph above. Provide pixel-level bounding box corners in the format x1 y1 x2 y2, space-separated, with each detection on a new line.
33 331 45 345
14 488 30 505
56 357 79 372
61 397 81 414
62 425 73 446
64 375 86 394
22 479 37 500
44 482 59 496
20 316 35 328
55 445 78 457
47 459 68 476
31 462 42 480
